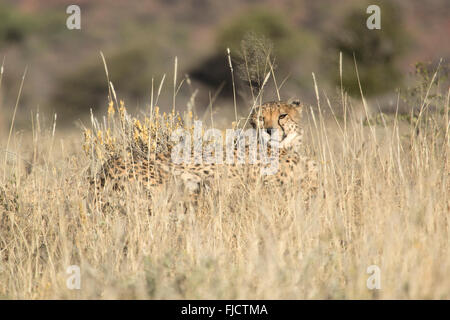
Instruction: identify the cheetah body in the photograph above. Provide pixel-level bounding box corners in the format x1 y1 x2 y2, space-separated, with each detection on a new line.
91 100 319 207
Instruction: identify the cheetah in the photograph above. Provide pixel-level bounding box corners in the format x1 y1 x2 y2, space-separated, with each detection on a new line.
90 99 319 211
247 99 319 200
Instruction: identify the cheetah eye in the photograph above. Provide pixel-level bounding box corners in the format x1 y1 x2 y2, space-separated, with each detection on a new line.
279 114 288 120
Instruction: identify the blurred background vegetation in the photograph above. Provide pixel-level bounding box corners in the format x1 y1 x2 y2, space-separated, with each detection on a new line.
324 1 409 96
0 0 449 129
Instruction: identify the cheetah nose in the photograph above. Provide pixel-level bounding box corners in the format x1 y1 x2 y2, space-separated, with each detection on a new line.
265 128 273 135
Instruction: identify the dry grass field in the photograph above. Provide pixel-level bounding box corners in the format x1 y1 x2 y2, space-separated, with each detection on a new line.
0 61 449 299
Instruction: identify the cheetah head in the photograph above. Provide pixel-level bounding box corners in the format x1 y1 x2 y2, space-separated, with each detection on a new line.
249 99 304 149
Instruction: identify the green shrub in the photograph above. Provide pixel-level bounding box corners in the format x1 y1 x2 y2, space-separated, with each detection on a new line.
325 1 409 96
403 61 450 112
51 45 160 121
0 4 37 46
217 9 304 59
189 8 316 96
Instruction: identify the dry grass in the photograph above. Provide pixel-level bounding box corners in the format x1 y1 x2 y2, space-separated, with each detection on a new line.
0 62 449 299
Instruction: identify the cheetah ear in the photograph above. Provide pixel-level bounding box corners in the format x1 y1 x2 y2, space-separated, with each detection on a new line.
288 98 303 115
287 98 303 119
288 98 301 107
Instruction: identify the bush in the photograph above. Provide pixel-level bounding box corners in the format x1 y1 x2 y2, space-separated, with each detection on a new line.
325 1 409 96
404 61 450 112
0 4 37 46
189 8 316 97
83 101 184 165
217 9 303 60
51 45 161 121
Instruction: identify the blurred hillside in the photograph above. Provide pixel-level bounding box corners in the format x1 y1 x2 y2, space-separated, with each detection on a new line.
0 0 449 128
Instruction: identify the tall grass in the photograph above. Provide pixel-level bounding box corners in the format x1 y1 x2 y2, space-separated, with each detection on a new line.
0 57 449 299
